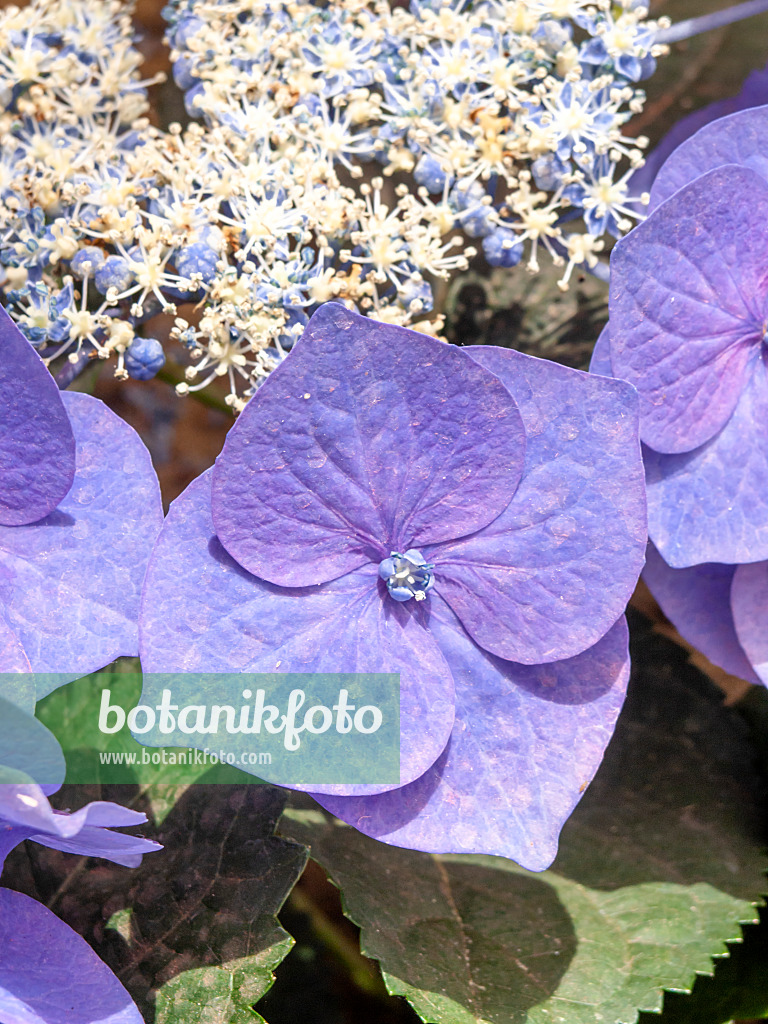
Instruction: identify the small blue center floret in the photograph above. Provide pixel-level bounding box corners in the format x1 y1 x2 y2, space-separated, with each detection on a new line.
378 549 435 603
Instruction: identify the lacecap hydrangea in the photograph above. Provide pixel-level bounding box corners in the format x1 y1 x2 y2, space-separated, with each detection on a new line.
0 0 665 411
591 103 768 688
139 303 647 870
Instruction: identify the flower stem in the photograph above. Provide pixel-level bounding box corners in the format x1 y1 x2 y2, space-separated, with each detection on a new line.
656 0 768 44
155 364 233 415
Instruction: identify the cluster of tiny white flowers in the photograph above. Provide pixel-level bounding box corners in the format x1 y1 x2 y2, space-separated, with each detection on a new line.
0 0 665 408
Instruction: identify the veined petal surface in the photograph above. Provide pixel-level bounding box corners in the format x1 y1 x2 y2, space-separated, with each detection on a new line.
0 888 144 1024
643 543 761 685
0 612 29 674
316 597 630 871
644 355 768 566
211 303 525 587
0 392 163 697
650 106 768 210
140 471 455 795
425 347 645 664
610 166 768 454
0 305 75 527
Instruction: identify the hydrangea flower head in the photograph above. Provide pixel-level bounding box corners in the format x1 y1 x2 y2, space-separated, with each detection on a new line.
0 305 163 692
140 303 647 869
0 0 666 410
592 103 768 681
601 128 768 568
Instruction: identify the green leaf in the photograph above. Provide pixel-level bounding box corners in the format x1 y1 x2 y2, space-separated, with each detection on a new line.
3 784 308 1024
154 929 294 1024
640 903 768 1024
279 612 767 1024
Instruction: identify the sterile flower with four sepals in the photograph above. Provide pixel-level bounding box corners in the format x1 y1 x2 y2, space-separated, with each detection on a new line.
139 302 646 870
590 106 768 690
600 124 768 569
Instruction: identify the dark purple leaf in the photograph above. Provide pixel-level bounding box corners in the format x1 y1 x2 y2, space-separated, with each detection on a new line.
0 392 163 696
643 543 761 685
211 303 526 587
426 346 646 663
139 471 455 795
0 304 75 527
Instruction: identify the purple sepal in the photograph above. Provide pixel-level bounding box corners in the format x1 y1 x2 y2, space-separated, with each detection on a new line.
628 63 768 201
0 614 30 675
0 783 148 833
643 543 761 685
0 392 163 696
0 304 76 527
25 823 161 868
139 471 455 795
0 888 144 1024
0 695 66 793
0 783 161 870
426 347 646 663
610 165 768 455
732 561 768 685
589 325 613 376
644 357 768 566
316 600 630 872
650 105 768 210
211 303 525 587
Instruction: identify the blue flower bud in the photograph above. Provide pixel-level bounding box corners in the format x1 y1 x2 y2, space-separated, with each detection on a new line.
176 242 219 284
70 247 105 279
94 255 134 295
414 154 449 194
482 228 523 268
125 337 165 380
